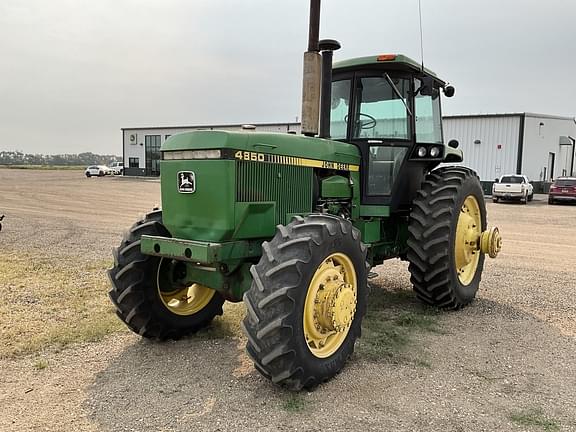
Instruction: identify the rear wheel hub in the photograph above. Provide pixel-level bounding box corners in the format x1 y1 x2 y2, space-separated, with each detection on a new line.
455 195 503 285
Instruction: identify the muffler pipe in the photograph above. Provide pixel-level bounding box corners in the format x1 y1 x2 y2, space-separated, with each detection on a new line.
301 0 322 137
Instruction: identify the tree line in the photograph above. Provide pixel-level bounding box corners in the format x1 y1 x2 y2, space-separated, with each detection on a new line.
0 151 122 166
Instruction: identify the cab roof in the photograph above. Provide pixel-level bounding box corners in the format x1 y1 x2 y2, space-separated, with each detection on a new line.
333 54 445 84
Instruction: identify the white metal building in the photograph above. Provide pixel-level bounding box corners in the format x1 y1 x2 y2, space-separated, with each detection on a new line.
122 113 576 184
443 113 576 184
122 122 301 176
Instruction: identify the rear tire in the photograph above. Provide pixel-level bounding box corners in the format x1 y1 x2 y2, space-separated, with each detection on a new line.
242 214 368 390
492 197 499 203
108 210 224 339
528 193 534 202
86 173 91 178
548 196 554 205
407 167 486 309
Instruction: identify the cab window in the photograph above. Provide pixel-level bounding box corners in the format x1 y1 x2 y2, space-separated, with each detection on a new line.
414 79 443 144
329 79 351 139
367 146 408 195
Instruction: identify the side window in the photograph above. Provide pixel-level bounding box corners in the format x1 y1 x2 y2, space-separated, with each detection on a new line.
129 157 139 168
414 79 443 144
330 80 351 139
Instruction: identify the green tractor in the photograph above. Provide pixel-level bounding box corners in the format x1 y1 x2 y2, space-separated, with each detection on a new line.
108 1 502 390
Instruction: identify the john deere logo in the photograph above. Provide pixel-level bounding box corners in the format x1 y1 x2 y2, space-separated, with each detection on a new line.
177 171 196 193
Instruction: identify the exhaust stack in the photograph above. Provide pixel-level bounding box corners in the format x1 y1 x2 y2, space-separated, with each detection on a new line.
318 39 341 138
301 0 322 137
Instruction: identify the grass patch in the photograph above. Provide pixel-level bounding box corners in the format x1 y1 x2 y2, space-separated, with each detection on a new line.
356 286 442 363
33 358 48 370
0 253 126 358
196 302 245 340
510 408 560 431
281 394 307 413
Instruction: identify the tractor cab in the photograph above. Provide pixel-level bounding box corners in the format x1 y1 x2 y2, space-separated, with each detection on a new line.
327 54 460 209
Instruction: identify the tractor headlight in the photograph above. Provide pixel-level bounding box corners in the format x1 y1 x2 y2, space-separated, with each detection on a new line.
163 150 221 160
417 146 427 157
194 149 221 159
429 146 441 158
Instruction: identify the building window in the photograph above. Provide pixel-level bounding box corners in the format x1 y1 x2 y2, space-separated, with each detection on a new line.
144 135 162 176
129 157 139 168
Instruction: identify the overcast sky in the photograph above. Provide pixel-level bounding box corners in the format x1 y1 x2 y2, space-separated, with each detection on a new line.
1 0 575 155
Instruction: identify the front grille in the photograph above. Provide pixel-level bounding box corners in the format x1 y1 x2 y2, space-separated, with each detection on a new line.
236 160 313 224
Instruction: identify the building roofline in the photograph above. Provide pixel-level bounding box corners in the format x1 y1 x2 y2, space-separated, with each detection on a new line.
121 122 301 131
444 112 575 121
524 112 575 121
122 113 575 131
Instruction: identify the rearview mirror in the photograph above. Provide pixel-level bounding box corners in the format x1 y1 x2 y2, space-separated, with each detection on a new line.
494 178 499 183
419 76 439 98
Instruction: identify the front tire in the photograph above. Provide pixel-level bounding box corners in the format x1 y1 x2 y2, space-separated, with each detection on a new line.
407 167 486 309
242 214 368 390
108 210 225 339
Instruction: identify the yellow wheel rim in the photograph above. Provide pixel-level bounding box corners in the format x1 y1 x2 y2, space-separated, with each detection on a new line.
454 195 482 285
157 259 216 316
303 253 357 359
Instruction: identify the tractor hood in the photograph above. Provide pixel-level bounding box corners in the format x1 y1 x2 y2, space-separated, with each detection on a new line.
161 130 360 167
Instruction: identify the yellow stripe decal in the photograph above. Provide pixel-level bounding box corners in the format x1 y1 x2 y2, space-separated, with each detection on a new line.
233 150 359 172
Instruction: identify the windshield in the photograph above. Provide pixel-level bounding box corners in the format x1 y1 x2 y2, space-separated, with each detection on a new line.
500 176 524 184
555 179 576 187
353 76 410 140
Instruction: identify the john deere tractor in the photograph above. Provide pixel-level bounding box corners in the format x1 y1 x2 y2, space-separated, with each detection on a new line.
108 1 502 390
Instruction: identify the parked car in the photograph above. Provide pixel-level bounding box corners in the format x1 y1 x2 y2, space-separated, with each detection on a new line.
85 165 112 177
109 161 124 175
548 177 576 204
492 174 533 204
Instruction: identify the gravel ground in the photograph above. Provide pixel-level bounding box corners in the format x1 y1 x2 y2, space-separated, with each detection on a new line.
0 168 575 431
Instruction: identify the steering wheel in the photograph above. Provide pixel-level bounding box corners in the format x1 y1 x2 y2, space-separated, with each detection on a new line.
358 113 377 129
344 113 378 130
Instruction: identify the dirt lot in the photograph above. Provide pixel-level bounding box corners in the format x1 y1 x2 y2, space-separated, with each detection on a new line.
0 168 575 432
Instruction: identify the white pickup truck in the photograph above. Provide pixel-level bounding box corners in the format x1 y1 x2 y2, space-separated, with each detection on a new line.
492 174 533 204
109 161 124 175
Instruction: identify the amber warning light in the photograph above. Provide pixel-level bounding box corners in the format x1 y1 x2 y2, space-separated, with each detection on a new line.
377 54 397 61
